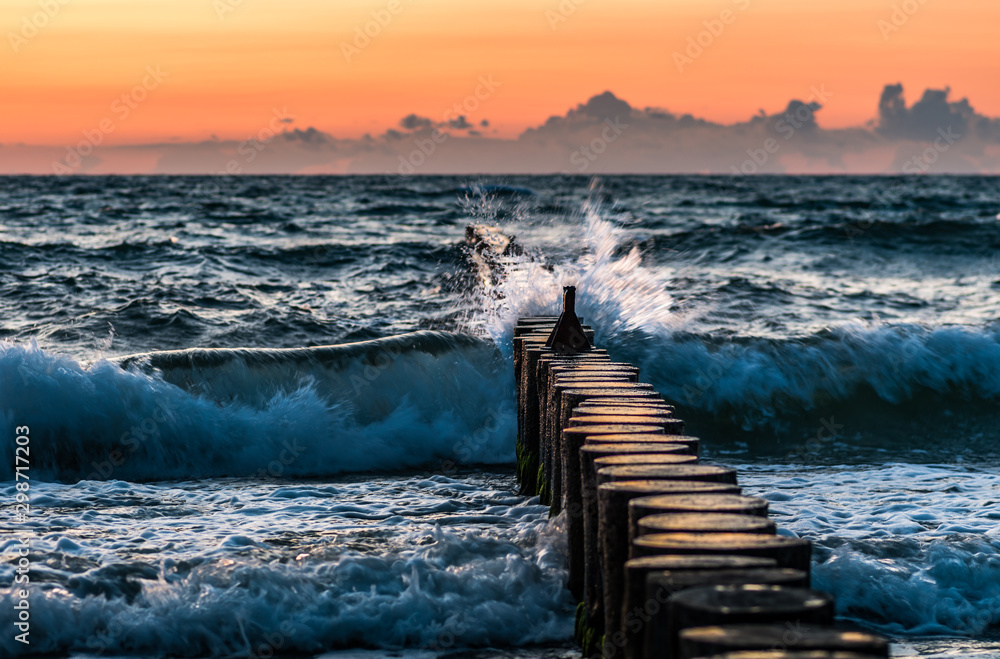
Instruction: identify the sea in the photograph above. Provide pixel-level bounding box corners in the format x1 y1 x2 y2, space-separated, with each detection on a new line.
2 174 1000 658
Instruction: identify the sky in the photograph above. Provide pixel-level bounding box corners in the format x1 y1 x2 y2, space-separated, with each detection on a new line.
2 0 999 173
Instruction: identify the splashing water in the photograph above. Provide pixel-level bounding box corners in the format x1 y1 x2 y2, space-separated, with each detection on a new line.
472 182 687 354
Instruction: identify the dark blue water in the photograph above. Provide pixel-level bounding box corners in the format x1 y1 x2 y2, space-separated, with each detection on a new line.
3 175 1000 657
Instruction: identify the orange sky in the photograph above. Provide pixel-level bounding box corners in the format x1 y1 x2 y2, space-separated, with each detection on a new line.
2 0 998 146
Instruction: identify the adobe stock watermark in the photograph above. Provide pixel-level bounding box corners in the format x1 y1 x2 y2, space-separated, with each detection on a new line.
87 613 297 656
201 107 295 191
428 405 510 477
843 126 961 240
887 334 922 376
397 75 501 175
8 0 71 54
52 65 169 175
11 533 31 646
568 116 629 172
253 437 306 479
731 85 833 175
681 357 734 406
86 400 176 480
593 585 675 659
877 0 930 41
214 0 246 20
545 0 587 30
341 0 405 63
422 609 473 654
451 407 505 467
673 0 751 73
600 586 813 659
900 126 960 174
344 343 407 395
85 394 306 480
784 417 844 461
12 425 31 646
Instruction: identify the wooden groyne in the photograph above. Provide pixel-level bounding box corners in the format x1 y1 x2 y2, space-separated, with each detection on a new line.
512 294 892 659
463 223 890 658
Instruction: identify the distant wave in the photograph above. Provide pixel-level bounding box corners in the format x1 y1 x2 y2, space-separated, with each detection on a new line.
613 322 1000 426
0 332 516 482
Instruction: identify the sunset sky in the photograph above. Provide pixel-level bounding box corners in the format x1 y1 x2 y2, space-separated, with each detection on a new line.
3 0 998 148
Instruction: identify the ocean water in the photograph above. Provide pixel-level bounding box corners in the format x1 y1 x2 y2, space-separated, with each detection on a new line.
2 174 1000 657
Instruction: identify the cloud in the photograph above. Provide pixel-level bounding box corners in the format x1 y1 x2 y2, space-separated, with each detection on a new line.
282 127 329 144
399 112 476 133
5 86 1000 174
574 90 633 121
877 84 977 140
770 100 822 135
399 114 434 131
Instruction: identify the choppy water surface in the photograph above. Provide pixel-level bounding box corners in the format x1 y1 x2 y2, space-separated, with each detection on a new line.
3 175 1000 657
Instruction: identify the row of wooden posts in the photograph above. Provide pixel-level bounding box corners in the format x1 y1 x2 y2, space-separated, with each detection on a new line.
513 289 891 659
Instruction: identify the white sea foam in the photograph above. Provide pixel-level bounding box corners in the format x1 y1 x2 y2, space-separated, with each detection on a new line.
0 476 573 657
741 463 1000 636
475 187 685 355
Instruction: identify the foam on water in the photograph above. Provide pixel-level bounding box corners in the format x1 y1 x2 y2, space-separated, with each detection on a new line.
0 475 573 657
740 464 1000 636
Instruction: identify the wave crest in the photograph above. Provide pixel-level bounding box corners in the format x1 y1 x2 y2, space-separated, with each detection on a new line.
0 332 515 482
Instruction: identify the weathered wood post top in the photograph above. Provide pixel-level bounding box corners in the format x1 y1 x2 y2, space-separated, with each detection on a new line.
546 285 592 354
